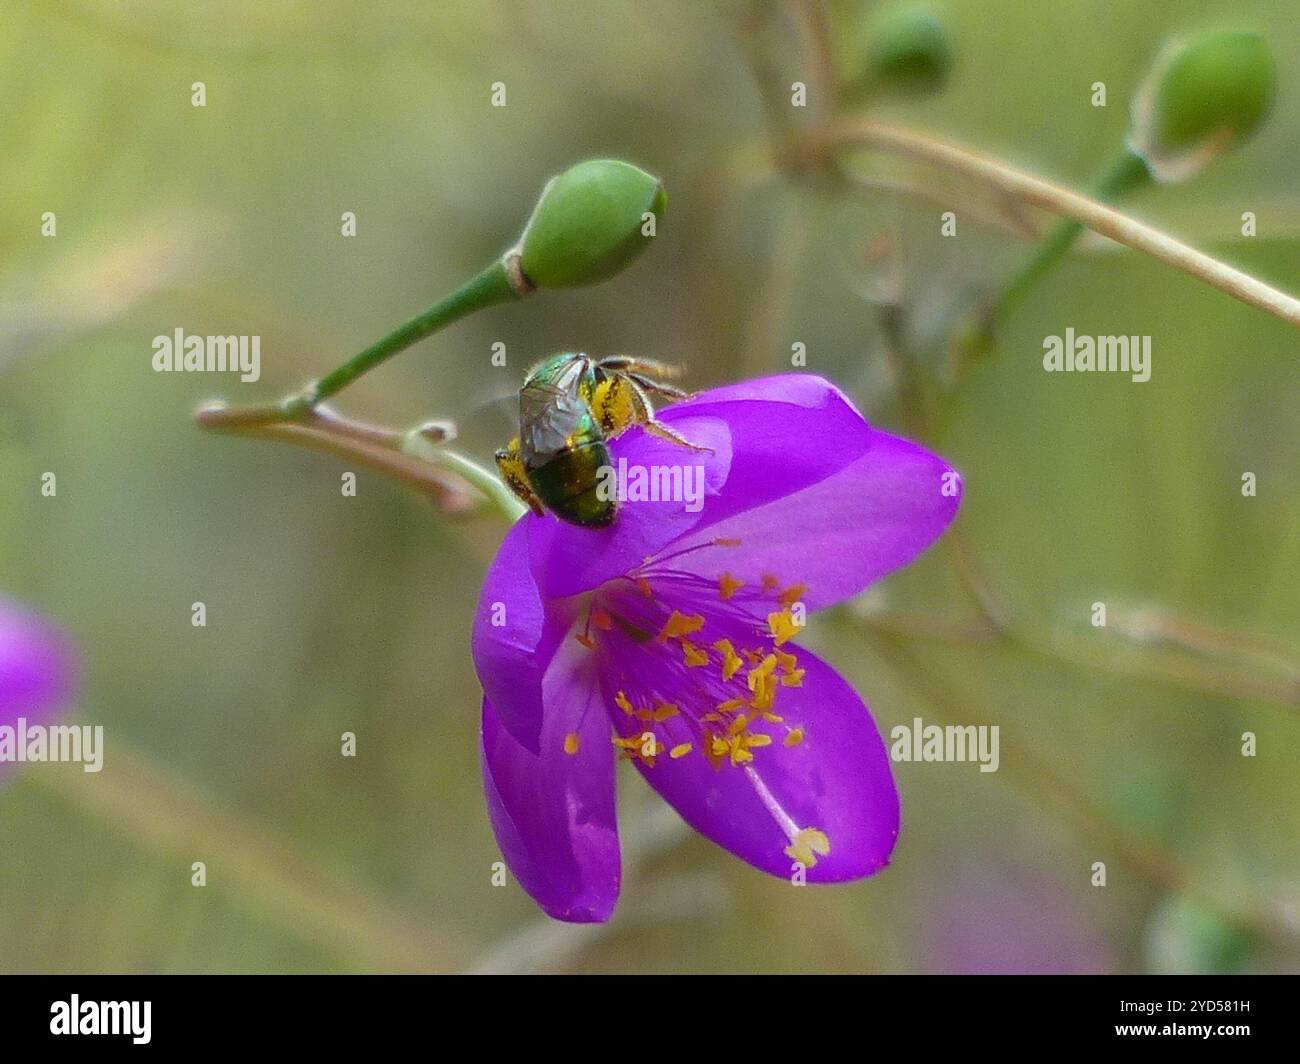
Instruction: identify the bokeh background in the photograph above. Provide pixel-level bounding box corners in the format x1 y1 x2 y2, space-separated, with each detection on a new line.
2 0 1297 973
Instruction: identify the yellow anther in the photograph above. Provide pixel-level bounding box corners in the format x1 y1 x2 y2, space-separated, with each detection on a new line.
713 537 743 547
767 608 801 647
713 639 744 680
775 649 799 674
761 574 780 592
590 609 613 631
778 584 807 608
745 733 772 748
785 727 805 747
670 742 693 760
615 691 634 716
656 610 706 643
728 714 750 736
575 633 597 651
747 654 777 691
636 577 654 599
718 573 744 600
681 640 710 668
563 733 581 755
781 670 805 687
716 698 747 713
730 745 754 766
784 827 831 868
637 702 678 723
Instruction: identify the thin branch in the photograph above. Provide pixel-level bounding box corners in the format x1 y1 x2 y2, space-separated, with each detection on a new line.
801 120 1300 330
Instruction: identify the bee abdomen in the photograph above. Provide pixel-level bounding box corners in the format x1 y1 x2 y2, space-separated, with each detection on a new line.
528 439 616 528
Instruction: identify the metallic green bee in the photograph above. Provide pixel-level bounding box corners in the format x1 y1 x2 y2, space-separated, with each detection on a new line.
495 353 705 527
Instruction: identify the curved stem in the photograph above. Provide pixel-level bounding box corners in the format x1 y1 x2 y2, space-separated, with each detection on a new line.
803 120 1300 330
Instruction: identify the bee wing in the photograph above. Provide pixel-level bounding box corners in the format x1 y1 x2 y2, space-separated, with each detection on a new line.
519 382 589 461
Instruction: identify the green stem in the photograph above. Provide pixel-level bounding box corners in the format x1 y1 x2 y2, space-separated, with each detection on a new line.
400 430 527 522
198 257 527 429
312 259 521 405
990 147 1151 329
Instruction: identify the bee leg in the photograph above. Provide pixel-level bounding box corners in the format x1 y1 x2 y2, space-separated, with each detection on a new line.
596 355 686 380
494 438 545 516
590 373 640 437
626 381 714 454
626 371 692 402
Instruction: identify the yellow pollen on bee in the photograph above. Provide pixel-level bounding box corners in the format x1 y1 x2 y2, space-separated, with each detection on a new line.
785 727 805 747
718 573 744 600
681 640 710 668
767 608 801 647
713 639 744 680
778 584 807 608
656 609 706 643
563 733 581 755
784 827 831 868
670 742 693 759
590 609 613 631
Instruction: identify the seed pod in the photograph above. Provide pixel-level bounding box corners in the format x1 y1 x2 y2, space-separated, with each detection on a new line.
1129 30 1275 182
516 159 666 288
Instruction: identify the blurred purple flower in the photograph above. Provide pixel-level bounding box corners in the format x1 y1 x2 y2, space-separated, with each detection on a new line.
0 595 78 772
472 375 961 921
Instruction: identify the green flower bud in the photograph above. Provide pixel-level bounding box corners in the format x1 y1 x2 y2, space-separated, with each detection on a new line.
1129 30 1275 182
515 159 666 289
855 3 954 99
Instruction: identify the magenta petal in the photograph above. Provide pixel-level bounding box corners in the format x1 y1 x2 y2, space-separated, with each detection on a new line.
471 520 555 752
613 648 898 881
481 691 621 923
526 413 732 600
0 597 77 726
529 375 876 599
646 430 961 614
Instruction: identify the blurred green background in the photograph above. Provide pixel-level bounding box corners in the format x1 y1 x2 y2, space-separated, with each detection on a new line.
1 0 1297 973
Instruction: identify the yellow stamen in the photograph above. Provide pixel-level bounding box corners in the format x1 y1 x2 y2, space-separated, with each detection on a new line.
767 608 801 647
718 573 744 600
784 827 831 868
785 727 805 747
615 691 634 716
636 577 654 599
778 584 807 608
590 609 613 631
656 609 706 643
575 633 597 651
713 639 744 680
761 574 780 592
713 537 743 547
681 640 710 668
563 733 581 755
670 742 693 759
781 670 805 687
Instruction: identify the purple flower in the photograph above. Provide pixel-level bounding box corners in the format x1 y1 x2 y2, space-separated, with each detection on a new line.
0 595 78 774
472 374 961 921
